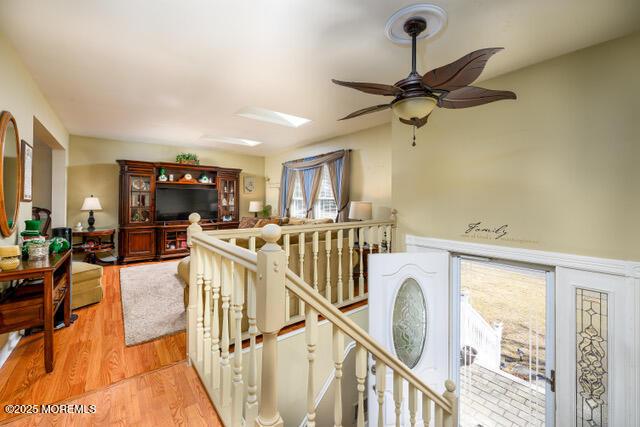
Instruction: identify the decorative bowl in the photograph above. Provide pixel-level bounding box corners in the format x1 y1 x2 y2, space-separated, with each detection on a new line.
0 256 20 271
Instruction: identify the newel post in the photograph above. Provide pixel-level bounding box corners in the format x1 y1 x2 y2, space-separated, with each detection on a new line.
443 379 458 427
186 213 203 364
255 224 286 427
187 212 203 248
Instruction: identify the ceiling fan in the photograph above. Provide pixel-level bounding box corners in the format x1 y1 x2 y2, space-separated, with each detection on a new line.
332 16 516 146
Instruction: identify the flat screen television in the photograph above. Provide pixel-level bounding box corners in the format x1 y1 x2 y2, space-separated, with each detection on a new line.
156 187 218 221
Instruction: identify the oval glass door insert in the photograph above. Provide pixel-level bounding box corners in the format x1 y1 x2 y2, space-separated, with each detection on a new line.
392 278 427 368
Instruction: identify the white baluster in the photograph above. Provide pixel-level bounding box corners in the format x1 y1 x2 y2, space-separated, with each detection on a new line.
422 395 432 427
393 372 403 427
376 360 386 427
306 305 318 426
348 229 355 301
245 269 258 424
220 257 232 407
195 245 205 369
333 327 344 427
336 229 344 304
408 384 417 427
228 238 237 340
435 406 443 427
358 228 365 296
202 252 213 388
298 232 306 315
283 233 290 321
325 230 332 302
231 265 245 425
369 226 376 257
355 345 366 427
211 254 221 390
312 231 319 292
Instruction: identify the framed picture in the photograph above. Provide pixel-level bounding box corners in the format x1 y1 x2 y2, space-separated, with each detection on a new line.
243 175 256 194
21 140 32 202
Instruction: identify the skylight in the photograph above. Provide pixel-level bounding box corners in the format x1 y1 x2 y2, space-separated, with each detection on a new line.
235 106 311 128
200 136 263 147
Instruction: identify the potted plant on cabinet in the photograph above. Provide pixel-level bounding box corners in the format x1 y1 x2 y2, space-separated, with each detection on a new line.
175 153 200 165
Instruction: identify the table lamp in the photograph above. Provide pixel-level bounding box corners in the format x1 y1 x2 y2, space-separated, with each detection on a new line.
81 195 102 231
348 201 372 221
249 201 264 218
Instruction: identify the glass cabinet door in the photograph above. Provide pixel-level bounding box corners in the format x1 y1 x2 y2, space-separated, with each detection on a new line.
219 177 237 221
128 175 153 223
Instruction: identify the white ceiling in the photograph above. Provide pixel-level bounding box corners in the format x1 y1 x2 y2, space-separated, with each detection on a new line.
1 0 639 155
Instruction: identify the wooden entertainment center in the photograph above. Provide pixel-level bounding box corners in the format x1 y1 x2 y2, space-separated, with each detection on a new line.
117 160 241 264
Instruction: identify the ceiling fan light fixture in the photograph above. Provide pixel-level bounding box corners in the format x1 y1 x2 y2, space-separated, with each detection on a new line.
332 5 516 139
391 97 437 121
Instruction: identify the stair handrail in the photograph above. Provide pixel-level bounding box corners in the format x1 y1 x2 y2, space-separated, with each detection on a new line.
284 254 453 414
204 217 397 240
187 219 456 426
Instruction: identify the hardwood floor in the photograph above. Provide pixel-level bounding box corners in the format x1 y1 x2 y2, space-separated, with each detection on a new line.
0 264 191 423
4 362 222 426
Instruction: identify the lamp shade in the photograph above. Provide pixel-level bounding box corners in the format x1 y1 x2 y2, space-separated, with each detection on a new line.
248 201 264 213
391 96 437 120
81 195 102 211
348 201 372 221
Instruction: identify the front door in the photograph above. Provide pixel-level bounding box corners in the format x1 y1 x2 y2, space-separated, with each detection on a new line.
453 257 556 427
368 251 451 426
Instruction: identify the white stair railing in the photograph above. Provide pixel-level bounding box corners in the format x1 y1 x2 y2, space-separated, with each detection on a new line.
187 220 458 427
202 214 396 318
460 291 503 370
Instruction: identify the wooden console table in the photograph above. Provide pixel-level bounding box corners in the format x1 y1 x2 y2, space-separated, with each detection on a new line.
0 251 72 373
72 228 116 264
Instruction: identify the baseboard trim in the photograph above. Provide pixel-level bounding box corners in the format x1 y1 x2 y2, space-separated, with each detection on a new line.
0 331 22 368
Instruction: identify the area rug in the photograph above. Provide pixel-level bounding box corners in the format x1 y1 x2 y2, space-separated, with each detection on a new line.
119 261 185 346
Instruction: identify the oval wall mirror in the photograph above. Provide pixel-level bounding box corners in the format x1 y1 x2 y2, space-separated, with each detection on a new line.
0 111 21 237
392 277 428 368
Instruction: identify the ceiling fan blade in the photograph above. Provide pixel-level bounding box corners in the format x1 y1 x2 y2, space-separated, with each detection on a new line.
338 104 391 120
332 79 402 96
399 113 431 129
422 48 504 91
438 86 516 109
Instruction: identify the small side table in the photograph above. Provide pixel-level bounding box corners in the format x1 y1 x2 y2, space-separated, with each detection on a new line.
0 250 72 373
72 228 116 264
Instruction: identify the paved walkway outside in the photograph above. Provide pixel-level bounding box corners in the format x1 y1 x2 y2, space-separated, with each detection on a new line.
460 363 545 427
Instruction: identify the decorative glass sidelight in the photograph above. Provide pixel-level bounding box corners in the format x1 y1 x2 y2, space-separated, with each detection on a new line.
576 288 609 426
392 278 427 368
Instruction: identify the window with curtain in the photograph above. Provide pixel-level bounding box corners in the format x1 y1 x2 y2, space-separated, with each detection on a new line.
289 174 306 218
313 165 338 219
278 149 350 221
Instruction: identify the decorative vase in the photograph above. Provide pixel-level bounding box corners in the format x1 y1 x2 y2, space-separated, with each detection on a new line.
21 236 46 257
27 241 49 260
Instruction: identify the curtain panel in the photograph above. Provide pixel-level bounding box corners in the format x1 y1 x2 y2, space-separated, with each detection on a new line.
278 149 351 221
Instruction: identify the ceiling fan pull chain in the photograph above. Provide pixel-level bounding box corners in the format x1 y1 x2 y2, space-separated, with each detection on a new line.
412 125 416 147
